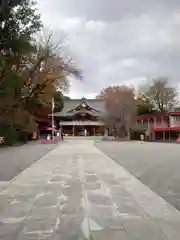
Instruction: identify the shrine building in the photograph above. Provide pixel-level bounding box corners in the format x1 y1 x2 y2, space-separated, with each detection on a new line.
53 97 106 136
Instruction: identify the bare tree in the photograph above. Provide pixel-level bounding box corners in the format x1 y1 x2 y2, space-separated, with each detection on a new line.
98 85 136 140
139 77 178 112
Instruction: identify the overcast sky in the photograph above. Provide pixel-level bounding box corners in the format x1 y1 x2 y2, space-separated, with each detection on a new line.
37 0 180 98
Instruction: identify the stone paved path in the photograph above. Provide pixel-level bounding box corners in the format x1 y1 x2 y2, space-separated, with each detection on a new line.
0 140 180 239
0 142 56 181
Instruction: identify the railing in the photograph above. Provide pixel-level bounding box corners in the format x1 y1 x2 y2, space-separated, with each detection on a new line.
135 122 169 129
153 122 169 128
169 120 180 127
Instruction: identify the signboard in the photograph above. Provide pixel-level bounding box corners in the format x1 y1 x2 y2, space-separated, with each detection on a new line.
59 121 105 126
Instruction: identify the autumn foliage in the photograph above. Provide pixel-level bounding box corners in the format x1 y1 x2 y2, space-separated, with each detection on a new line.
0 0 81 144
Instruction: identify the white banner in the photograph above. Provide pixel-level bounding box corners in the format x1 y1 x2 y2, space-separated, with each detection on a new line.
0 137 5 144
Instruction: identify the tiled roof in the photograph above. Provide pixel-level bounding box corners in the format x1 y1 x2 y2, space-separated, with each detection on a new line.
54 97 106 117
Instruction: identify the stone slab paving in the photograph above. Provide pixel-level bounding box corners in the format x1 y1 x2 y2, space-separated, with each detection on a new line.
0 140 180 239
95 140 180 211
0 142 57 181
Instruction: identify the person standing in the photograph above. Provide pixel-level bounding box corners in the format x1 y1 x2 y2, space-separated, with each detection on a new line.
140 133 144 143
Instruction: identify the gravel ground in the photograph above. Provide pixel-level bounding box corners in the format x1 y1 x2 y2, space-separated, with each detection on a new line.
0 142 57 181
95 141 180 210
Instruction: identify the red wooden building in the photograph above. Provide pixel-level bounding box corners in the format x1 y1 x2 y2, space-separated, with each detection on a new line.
136 111 180 141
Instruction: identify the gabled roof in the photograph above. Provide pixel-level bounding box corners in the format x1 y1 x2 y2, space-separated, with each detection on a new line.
53 97 106 117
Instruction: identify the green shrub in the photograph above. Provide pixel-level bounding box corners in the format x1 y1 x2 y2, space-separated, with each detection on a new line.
18 130 29 143
0 124 31 146
0 125 19 146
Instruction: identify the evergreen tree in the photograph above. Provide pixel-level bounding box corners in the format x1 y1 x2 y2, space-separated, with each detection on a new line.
0 0 42 144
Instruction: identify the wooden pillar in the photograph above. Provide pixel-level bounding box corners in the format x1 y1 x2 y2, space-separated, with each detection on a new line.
147 118 150 140
93 127 96 136
169 131 171 141
104 128 108 137
154 117 156 127
149 133 152 141
163 131 165 141
102 127 107 136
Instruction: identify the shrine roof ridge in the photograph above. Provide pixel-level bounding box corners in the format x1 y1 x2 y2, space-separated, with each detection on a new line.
54 97 106 117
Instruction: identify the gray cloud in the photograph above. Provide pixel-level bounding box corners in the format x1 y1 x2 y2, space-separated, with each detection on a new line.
37 0 180 97
38 0 180 21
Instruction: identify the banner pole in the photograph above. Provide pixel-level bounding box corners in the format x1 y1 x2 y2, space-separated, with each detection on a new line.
52 98 54 138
